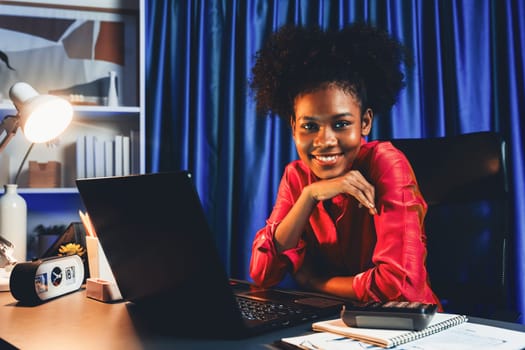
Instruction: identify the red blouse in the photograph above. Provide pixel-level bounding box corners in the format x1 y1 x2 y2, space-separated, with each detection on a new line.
249 140 441 305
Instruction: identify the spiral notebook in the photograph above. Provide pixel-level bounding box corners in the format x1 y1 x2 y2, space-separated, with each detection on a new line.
307 312 467 348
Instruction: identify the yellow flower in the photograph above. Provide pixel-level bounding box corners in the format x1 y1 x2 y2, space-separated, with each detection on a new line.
58 243 85 257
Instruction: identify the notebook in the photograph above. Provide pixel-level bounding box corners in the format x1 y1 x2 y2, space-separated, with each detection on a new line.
308 312 468 348
281 318 525 350
75 171 344 339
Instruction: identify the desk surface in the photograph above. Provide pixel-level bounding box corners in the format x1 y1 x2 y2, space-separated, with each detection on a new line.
1 288 524 350
0 287 322 350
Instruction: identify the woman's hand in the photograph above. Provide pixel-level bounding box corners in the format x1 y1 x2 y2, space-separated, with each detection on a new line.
274 170 376 253
306 170 377 215
295 261 358 299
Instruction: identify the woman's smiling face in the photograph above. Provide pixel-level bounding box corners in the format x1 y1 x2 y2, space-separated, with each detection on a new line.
292 85 373 179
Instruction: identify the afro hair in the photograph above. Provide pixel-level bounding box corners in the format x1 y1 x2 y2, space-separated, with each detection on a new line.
249 23 412 120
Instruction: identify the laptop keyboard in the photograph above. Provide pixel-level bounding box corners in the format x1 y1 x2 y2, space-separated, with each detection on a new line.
236 296 309 322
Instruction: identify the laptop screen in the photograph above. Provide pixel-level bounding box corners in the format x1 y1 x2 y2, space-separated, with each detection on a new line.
76 171 234 303
76 171 344 338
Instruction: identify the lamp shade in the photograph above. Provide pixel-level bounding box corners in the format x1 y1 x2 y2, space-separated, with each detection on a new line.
9 82 73 143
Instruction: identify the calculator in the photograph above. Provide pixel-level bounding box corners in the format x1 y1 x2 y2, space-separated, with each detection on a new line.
341 301 438 331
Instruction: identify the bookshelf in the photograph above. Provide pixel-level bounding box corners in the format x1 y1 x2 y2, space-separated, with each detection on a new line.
0 0 145 258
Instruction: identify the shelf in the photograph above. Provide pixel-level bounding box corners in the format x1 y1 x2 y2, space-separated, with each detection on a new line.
73 107 141 123
1 104 139 114
0 0 144 233
2 104 141 127
7 187 79 194
74 106 140 113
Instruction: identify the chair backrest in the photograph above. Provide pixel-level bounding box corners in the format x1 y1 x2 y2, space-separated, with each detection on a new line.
389 131 515 321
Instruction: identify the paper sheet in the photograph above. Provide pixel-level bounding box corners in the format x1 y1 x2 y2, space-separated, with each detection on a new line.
282 321 525 349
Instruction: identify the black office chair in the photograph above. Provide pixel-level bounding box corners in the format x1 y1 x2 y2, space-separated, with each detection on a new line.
389 131 518 321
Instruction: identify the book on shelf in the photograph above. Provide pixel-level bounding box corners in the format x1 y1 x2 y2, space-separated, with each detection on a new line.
104 140 114 177
76 135 85 179
94 136 105 177
122 135 130 176
75 133 132 179
85 135 95 178
114 135 123 176
306 312 467 348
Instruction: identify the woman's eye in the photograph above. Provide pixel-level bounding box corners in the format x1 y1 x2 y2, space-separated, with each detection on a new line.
302 122 318 131
334 120 350 129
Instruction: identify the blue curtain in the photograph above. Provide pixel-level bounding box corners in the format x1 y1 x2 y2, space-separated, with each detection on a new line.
145 0 525 321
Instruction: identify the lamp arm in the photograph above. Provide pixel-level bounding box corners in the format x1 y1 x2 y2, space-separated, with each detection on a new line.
0 115 19 153
14 142 34 185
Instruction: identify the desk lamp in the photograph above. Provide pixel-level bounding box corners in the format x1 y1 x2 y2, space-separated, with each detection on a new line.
0 83 73 269
0 82 73 153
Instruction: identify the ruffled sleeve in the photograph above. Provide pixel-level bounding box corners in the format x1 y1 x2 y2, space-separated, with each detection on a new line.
249 162 308 288
351 142 436 304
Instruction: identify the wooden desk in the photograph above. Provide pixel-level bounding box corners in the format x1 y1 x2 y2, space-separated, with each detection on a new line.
1 288 524 350
0 288 141 350
0 288 315 350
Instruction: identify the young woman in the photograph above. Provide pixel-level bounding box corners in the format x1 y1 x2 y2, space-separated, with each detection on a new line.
248 23 441 306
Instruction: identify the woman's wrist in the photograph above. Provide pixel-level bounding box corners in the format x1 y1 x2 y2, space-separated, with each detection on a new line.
303 185 321 207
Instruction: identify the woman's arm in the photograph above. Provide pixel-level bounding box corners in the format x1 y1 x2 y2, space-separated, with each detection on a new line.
275 170 377 252
295 143 435 304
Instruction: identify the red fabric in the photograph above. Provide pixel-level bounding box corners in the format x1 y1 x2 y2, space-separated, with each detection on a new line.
250 140 441 306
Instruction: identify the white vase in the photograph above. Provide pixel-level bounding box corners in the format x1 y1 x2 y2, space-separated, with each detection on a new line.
107 70 119 107
0 184 27 263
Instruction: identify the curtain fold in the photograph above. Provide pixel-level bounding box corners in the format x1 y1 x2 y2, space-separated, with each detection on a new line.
145 0 525 321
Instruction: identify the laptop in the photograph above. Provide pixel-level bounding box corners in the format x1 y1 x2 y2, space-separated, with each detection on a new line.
75 171 344 339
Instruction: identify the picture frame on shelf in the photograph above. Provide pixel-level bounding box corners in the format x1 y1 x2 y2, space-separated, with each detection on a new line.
0 3 138 107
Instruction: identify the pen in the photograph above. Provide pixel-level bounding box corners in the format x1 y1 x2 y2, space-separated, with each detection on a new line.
299 340 325 350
